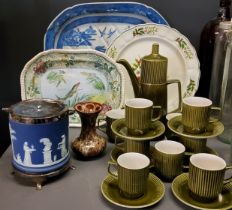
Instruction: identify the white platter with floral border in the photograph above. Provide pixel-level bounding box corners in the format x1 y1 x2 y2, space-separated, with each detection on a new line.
20 49 126 127
106 23 200 112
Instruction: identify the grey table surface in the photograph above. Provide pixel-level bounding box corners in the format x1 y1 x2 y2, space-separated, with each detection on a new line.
0 128 231 210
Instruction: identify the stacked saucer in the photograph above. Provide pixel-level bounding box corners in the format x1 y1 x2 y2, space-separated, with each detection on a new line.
110 118 165 161
167 97 224 154
167 115 224 153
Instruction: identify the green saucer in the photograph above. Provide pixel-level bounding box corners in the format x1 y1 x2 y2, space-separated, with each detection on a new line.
167 116 224 139
111 119 165 141
172 173 232 210
101 173 165 208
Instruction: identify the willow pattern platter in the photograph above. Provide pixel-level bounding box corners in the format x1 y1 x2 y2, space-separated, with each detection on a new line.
44 2 168 52
106 23 200 112
20 49 125 127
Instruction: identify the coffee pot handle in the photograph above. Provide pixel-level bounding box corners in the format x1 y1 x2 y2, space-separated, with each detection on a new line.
166 79 182 113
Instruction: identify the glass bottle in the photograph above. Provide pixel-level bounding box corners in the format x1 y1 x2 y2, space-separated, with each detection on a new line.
197 0 231 97
209 21 232 106
211 29 232 144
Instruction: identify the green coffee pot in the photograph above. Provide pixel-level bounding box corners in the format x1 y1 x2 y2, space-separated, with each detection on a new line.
117 43 182 117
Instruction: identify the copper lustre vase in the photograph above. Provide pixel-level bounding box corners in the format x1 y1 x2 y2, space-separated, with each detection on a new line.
72 102 106 158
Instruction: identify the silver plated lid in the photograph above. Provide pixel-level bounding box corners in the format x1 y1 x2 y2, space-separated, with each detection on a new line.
10 99 68 120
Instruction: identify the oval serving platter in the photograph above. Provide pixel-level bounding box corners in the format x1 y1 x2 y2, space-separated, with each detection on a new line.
106 23 200 113
44 2 169 52
20 49 125 127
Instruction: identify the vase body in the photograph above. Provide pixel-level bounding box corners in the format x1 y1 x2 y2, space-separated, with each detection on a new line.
72 102 106 158
197 0 231 97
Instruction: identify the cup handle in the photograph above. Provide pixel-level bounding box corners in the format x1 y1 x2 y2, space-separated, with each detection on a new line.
152 105 162 121
97 118 106 132
108 161 118 179
223 165 232 185
209 106 221 123
166 79 182 113
115 136 124 152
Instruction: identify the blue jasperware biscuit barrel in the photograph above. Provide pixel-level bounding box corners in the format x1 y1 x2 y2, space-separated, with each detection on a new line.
8 99 70 174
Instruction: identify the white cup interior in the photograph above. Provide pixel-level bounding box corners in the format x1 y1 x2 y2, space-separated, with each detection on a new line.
117 152 150 169
183 97 212 107
125 98 153 108
190 153 226 170
155 140 185 154
106 109 125 119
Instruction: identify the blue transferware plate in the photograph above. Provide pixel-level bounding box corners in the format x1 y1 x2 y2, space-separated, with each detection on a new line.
44 2 169 52
20 49 126 127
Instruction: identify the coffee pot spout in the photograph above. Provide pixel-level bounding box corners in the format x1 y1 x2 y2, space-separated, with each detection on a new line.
117 59 140 97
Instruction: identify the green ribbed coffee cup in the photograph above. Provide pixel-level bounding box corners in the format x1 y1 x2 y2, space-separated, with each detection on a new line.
182 97 221 134
115 137 150 157
125 98 160 136
179 136 207 153
108 152 150 199
153 140 185 180
188 153 232 201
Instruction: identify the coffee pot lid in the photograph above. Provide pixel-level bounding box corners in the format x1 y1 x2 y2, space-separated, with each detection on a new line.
9 99 68 119
142 43 167 62
141 43 168 84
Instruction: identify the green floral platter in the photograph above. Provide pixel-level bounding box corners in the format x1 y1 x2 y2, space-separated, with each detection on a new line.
106 23 200 112
20 49 126 127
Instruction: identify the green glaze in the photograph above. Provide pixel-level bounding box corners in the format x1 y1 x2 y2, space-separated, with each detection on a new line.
179 136 207 153
172 173 232 210
182 100 221 134
189 162 225 201
108 153 150 199
115 138 150 157
101 173 165 208
141 81 182 117
153 146 184 181
167 116 224 139
125 98 160 136
140 44 167 84
111 118 165 141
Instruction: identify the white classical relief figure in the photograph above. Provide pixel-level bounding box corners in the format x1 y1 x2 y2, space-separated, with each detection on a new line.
57 134 67 158
16 153 23 164
40 138 53 164
23 141 36 166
